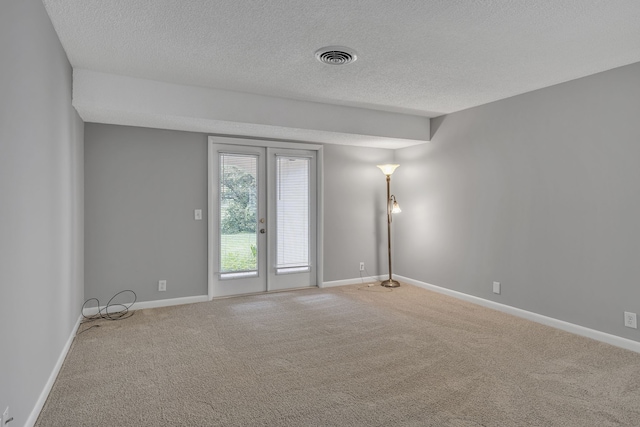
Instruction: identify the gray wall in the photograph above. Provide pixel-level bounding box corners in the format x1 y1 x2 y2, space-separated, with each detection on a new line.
322 144 395 282
84 124 209 303
83 126 395 297
0 0 84 424
395 61 640 341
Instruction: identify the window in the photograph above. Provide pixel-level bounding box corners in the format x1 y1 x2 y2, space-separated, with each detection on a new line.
276 156 310 274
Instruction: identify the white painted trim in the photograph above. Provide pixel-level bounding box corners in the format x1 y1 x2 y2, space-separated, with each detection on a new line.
265 147 318 292
82 295 209 317
25 315 82 427
30 295 208 425
207 141 214 301
316 146 324 288
208 135 322 151
322 275 384 288
395 275 640 354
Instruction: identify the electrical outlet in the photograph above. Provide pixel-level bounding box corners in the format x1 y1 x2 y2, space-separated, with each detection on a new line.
158 280 167 292
492 281 501 294
624 312 637 329
194 209 202 220
359 262 365 271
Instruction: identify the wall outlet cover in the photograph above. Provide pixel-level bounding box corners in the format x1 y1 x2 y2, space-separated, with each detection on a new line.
624 312 637 329
492 281 501 294
158 280 167 292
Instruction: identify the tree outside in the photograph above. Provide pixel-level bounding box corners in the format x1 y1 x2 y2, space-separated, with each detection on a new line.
220 164 257 272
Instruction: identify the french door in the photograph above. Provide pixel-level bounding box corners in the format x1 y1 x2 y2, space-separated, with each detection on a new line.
209 141 318 297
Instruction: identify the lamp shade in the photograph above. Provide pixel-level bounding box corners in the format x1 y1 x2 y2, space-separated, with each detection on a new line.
377 164 400 176
392 201 401 213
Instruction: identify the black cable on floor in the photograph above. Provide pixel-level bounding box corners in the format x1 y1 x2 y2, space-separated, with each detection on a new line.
78 290 137 334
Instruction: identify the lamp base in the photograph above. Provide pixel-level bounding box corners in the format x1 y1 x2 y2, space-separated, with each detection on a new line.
380 279 400 288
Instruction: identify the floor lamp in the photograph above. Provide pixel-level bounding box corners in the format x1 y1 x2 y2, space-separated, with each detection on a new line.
377 164 401 288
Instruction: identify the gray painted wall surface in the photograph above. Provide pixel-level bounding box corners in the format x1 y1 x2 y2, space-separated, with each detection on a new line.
84 126 394 295
322 144 395 282
395 62 640 341
84 124 209 303
0 0 84 424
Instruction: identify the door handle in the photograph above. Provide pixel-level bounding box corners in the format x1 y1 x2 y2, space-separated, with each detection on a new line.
260 229 266 234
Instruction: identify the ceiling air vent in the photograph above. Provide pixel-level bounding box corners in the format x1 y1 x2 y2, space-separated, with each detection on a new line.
315 46 357 65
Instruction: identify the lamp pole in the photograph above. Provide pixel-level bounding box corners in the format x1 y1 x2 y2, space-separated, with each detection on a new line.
377 164 400 288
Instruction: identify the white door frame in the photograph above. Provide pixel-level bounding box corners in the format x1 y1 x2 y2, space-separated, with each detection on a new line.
207 135 324 299
266 147 317 292
210 144 267 297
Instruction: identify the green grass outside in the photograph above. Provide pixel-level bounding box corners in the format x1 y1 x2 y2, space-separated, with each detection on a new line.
221 232 257 272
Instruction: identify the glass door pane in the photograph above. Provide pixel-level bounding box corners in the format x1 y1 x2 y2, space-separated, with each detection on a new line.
210 144 266 297
276 156 310 274
267 148 317 291
209 141 316 297
220 154 258 278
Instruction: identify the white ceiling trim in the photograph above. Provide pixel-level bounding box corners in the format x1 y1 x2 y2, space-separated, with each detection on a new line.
73 69 430 149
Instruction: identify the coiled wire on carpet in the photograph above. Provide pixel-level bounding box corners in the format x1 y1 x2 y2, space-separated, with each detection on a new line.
77 290 137 334
358 266 393 292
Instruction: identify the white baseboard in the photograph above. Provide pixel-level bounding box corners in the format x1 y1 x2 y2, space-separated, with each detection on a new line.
82 294 209 317
25 279 639 427
25 315 82 427
396 275 640 354
322 275 383 288
29 295 209 426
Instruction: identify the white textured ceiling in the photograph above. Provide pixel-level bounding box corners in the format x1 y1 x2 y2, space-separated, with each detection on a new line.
43 0 640 138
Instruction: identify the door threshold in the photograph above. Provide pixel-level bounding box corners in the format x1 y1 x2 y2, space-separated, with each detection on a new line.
211 285 318 300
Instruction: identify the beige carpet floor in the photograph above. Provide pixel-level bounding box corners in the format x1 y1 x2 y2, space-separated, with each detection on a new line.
36 284 640 426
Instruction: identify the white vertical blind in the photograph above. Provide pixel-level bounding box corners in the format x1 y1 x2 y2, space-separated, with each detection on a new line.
276 156 310 272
